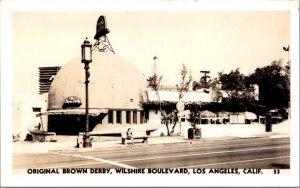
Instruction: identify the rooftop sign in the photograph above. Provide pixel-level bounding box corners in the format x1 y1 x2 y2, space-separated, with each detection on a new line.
94 15 110 40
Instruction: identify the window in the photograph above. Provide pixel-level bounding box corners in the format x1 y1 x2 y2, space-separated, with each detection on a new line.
108 110 113 124
140 111 144 124
145 110 149 123
116 111 122 124
32 107 41 112
126 111 131 124
133 111 137 124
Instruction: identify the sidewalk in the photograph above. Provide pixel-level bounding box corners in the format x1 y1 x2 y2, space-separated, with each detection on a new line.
12 132 290 154
13 136 186 153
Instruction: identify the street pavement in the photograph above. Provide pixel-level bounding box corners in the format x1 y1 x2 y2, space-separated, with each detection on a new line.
8 129 293 188
13 132 290 170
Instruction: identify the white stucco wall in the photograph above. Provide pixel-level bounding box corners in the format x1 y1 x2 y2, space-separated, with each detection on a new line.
13 93 48 140
150 117 290 139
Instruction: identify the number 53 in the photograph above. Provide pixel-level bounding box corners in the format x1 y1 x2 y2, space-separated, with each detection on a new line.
274 169 280 174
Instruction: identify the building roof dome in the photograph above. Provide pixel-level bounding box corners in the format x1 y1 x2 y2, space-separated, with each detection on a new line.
48 52 148 111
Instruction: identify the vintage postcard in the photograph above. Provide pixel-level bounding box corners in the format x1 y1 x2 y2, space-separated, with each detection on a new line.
1 0 299 187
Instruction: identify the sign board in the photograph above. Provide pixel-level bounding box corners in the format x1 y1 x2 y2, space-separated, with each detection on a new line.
64 96 82 105
176 101 185 111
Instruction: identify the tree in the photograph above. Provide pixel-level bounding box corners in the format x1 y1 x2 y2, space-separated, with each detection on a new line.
147 56 164 113
218 68 256 113
210 77 223 103
147 56 177 136
192 71 211 90
186 103 202 128
169 64 193 134
176 64 192 99
219 68 246 94
248 60 290 111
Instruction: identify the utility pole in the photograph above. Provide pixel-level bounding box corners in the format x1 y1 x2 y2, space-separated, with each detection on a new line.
283 45 290 119
283 45 290 63
200 70 210 88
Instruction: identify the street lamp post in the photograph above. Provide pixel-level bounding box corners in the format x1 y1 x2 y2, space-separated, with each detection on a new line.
81 37 92 148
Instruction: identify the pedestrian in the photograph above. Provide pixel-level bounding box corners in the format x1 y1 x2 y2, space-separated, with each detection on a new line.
126 128 134 145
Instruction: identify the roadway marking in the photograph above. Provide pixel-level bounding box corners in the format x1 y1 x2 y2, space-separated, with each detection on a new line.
117 145 290 163
80 140 290 159
270 135 290 138
43 162 106 169
177 156 290 168
51 152 136 169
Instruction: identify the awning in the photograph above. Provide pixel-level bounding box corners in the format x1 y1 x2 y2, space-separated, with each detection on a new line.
46 109 108 116
200 110 216 118
244 111 257 119
218 111 229 118
147 89 212 103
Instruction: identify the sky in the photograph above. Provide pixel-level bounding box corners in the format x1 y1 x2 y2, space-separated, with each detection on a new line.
8 5 291 97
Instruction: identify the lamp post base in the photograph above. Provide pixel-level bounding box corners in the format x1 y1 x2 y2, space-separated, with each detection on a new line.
83 133 92 148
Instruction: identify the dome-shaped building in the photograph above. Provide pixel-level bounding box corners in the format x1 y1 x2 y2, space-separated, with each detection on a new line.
47 52 149 135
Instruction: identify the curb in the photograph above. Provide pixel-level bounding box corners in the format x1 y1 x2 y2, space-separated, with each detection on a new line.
16 134 289 153
49 140 190 153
